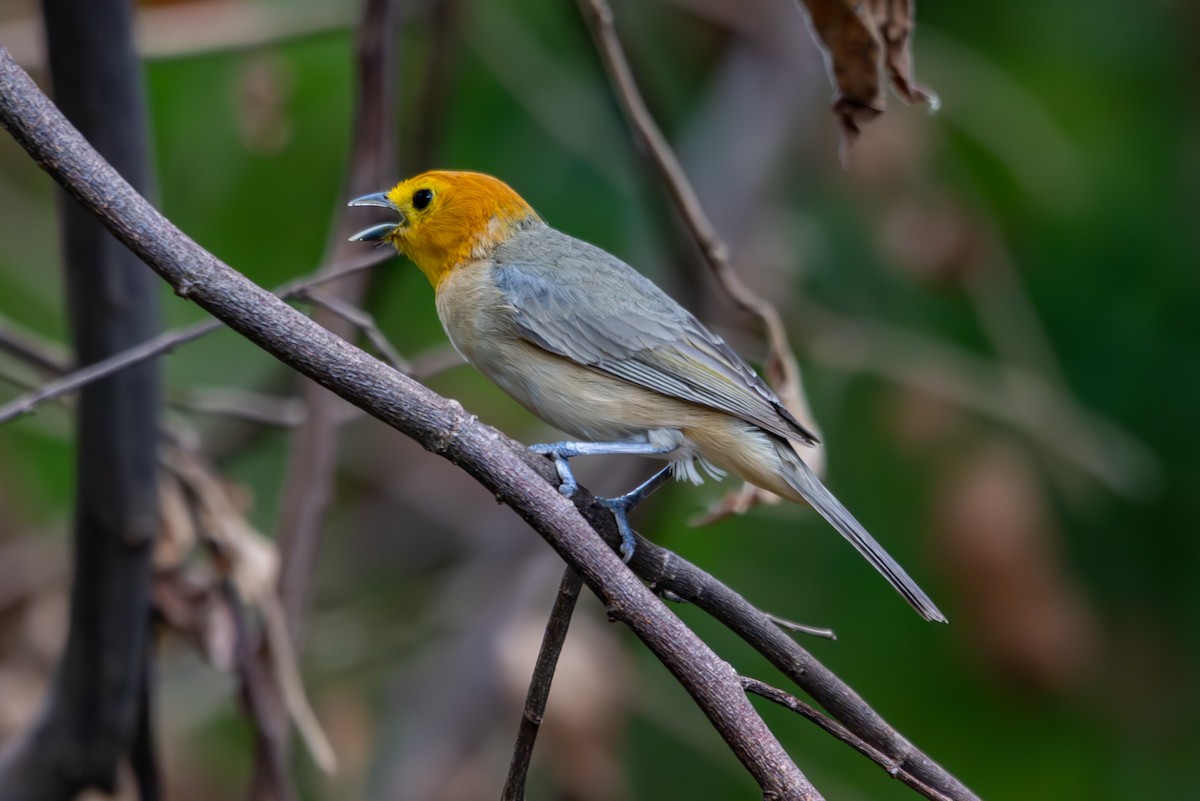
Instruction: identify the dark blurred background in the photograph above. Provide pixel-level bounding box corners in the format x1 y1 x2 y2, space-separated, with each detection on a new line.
0 0 1197 799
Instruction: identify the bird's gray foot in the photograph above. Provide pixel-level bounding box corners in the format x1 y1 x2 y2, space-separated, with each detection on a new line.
595 465 674 562
529 442 582 497
529 444 678 562
598 494 638 562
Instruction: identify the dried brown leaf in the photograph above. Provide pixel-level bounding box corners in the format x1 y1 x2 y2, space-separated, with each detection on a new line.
152 570 237 671
155 468 196 570
160 446 336 773
796 0 936 143
261 591 338 774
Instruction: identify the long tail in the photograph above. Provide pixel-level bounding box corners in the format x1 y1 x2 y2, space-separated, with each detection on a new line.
776 442 948 623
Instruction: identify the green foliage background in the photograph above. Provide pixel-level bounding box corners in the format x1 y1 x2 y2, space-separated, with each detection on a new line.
0 0 1197 799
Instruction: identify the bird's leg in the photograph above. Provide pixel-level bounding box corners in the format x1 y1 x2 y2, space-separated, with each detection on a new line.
529 439 676 498
598 465 674 562
529 439 679 562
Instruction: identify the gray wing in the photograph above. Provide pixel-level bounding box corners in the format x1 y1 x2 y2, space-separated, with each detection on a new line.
491 227 817 445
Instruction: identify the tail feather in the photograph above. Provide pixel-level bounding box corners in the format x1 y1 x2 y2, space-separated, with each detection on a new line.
777 443 947 623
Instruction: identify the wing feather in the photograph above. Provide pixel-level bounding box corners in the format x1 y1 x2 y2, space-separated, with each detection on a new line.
491 228 817 445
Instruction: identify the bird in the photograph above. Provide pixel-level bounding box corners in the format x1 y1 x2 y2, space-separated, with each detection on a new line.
349 170 946 622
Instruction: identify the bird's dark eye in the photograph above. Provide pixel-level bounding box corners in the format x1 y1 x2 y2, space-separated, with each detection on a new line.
412 188 434 210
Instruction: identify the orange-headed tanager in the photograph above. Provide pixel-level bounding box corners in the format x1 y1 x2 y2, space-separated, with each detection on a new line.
349 170 945 622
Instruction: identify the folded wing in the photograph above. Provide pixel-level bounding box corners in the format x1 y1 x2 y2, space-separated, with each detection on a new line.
492 229 817 446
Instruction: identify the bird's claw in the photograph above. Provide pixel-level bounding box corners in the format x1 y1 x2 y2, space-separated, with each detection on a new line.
598 495 637 563
555 465 578 498
530 443 580 498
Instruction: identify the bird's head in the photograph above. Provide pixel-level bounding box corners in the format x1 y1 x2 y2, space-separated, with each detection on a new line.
348 170 541 287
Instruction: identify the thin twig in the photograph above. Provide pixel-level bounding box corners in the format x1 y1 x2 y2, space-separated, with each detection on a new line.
0 249 393 425
502 568 584 801
205 343 464 432
765 613 836 641
298 288 409 373
0 319 66 374
409 343 464 381
254 343 465 431
0 366 39 393
742 677 955 801
0 50 820 800
169 387 306 428
259 592 337 773
0 323 310 430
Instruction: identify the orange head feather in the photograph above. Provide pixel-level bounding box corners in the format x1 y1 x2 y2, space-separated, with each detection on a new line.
379 171 541 287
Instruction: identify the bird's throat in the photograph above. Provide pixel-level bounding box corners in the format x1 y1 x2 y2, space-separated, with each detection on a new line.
401 213 537 289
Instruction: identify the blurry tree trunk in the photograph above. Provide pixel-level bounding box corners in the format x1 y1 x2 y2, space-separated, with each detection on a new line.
0 0 161 798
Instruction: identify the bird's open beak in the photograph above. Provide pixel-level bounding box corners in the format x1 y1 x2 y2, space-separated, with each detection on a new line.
347 192 405 242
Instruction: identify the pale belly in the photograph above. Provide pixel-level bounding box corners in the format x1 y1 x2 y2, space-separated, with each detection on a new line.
458 326 685 444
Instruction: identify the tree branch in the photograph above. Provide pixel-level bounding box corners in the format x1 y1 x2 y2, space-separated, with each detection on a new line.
626 538 979 801
0 49 819 801
0 319 65 375
742 678 955 801
501 568 584 801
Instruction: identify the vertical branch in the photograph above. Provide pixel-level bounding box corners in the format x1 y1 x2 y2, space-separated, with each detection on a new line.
408 0 461 170
501 568 583 801
0 0 161 796
249 1 400 797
